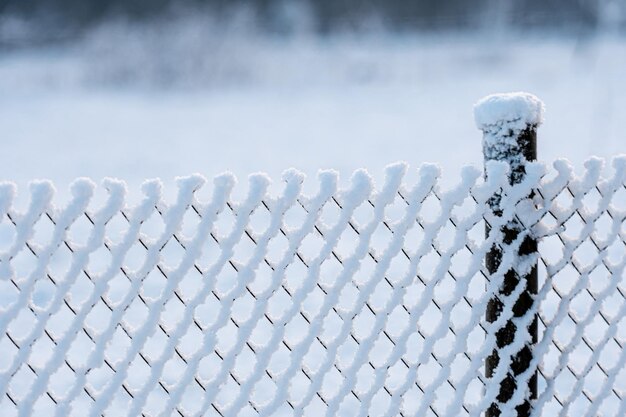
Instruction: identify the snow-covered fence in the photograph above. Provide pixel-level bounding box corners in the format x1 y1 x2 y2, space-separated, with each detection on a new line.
0 95 625 417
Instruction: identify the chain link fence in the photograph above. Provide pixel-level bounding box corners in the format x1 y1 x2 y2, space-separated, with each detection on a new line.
0 94 624 417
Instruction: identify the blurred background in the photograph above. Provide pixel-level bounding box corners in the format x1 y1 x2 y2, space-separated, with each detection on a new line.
1 0 626 195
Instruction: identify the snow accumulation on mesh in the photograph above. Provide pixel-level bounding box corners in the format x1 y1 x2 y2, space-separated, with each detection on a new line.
473 92 544 132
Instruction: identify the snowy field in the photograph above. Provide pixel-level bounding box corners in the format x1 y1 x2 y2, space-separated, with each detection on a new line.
1 27 626 194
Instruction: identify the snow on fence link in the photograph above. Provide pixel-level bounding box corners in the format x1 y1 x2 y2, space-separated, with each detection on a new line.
0 94 624 417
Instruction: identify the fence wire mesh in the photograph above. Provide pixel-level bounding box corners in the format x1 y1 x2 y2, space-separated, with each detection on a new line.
0 158 624 417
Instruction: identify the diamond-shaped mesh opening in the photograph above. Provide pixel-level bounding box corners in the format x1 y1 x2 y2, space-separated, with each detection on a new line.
246 259 273 296
433 273 456 305
138 268 167 302
385 250 411 285
103 212 128 246
318 364 342 399
370 332 395 368
30 277 56 311
196 352 221 384
159 237 186 269
103 387 132 417
337 280 359 312
214 262 238 296
318 255 341 288
65 329 95 370
248 204 272 236
10 246 38 282
121 296 149 332
299 232 325 262
284 310 310 348
103 326 132 366
8 308 37 340
435 220 458 253
214 205 237 238
249 314 273 348
215 320 239 356
419 302 443 338
419 192 442 224
122 240 148 272
48 245 75 283
283 202 309 231
352 199 375 229
85 244 111 277
160 295 185 331
83 298 111 337
335 335 358 369
199 236 221 275
139 209 166 242
180 206 201 241
231 291 255 324
31 391 56 416
416 248 440 283
282 258 308 295
66 213 93 248
175 266 203 302
551 263 580 296
289 370 311 405
368 277 392 312
334 224 359 259
267 341 290 377
384 303 410 337
552 185 574 213
581 186 604 214
592 211 614 243
8 363 37 402
125 356 152 391
231 233 257 267
30 213 55 248
178 381 205 416
318 199 341 229
161 354 187 388
265 232 289 266
66 270 95 308
449 246 473 278
142 327 168 361
539 233 565 268
302 338 327 376
194 295 220 329
266 285 293 322
383 193 408 224
352 306 375 340
232 344 257 382
403 221 425 252
249 374 274 408
28 333 55 369
144 385 169 416
572 238 600 270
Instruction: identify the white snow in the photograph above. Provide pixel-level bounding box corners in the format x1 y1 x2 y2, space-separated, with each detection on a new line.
1 27 626 417
473 91 545 132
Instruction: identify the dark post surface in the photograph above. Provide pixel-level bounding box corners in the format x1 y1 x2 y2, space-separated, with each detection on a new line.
475 93 542 417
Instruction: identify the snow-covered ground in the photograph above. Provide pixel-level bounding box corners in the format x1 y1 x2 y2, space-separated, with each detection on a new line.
1 28 625 196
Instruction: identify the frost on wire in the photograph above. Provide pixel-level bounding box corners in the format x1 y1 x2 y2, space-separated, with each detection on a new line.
0 158 625 417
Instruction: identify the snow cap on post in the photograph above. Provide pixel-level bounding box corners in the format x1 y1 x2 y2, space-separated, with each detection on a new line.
474 92 544 132
475 92 543 185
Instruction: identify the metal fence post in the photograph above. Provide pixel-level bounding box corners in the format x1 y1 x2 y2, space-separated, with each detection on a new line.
474 92 544 417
